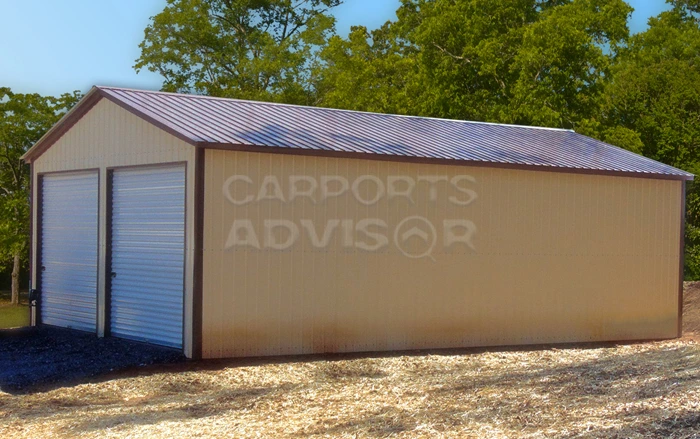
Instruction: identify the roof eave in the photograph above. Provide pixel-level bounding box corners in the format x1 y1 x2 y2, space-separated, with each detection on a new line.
21 86 201 164
198 141 694 181
20 86 695 182
22 87 103 163
98 87 200 147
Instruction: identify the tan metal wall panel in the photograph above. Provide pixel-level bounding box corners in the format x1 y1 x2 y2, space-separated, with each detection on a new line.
202 149 682 359
31 99 197 357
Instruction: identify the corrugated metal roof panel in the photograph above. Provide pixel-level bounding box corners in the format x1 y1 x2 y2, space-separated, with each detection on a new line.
54 86 699 179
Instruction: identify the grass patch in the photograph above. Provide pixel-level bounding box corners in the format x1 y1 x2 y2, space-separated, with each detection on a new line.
0 305 29 329
0 290 30 329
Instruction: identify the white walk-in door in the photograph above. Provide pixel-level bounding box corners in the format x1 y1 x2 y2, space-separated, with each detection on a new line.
40 171 99 331
109 165 185 348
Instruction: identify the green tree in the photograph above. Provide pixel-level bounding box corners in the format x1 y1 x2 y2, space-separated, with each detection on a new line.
316 0 632 128
600 2 700 167
599 1 700 278
0 89 79 304
313 23 418 113
135 0 341 104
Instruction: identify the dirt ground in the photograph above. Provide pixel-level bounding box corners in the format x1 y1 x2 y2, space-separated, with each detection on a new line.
684 282 700 337
0 287 699 438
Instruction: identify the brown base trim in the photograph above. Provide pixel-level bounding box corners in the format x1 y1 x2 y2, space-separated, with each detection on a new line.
191 148 205 359
195 336 683 362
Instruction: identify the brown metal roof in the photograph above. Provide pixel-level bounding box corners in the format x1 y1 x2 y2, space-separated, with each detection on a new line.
23 86 694 180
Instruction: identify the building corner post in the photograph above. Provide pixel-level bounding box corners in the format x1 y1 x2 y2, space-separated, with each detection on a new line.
679 180 687 338
191 147 205 359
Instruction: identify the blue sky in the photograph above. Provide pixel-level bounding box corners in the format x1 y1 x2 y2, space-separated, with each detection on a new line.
0 0 671 96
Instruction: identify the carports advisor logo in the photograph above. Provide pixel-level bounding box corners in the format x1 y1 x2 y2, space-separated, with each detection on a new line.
221 174 478 261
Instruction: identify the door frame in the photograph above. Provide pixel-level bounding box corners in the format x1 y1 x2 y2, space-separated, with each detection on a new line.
105 162 188 349
35 168 101 333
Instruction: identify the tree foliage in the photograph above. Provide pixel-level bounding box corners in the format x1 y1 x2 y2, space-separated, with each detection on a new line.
602 4 700 169
316 0 632 130
0 89 79 300
135 0 340 104
313 23 418 114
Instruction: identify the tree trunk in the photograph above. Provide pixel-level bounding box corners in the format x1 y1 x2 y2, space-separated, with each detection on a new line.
11 252 20 305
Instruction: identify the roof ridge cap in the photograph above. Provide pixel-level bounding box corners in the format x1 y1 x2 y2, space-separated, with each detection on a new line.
96 85 573 132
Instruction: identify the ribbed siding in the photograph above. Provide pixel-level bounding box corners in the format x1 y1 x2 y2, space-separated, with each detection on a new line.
202 149 683 358
41 172 98 332
110 165 186 348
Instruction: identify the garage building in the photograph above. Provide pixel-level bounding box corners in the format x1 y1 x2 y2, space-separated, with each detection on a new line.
23 86 693 359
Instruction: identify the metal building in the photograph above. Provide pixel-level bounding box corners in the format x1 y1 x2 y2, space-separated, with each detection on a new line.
22 86 693 359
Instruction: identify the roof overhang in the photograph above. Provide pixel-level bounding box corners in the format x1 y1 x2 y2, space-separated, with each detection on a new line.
23 87 101 163
22 86 200 164
201 142 695 181
21 86 694 182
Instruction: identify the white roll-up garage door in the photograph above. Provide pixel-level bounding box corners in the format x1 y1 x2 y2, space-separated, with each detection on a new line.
40 171 99 332
109 165 185 348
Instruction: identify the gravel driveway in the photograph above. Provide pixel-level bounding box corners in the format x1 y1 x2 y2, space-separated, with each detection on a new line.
0 326 184 394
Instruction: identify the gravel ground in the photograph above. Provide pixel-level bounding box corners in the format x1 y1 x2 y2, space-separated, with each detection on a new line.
0 287 698 437
0 327 184 394
0 338 697 438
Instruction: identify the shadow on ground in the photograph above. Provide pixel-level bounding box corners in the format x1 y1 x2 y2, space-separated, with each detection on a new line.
0 327 184 394
3 284 698 398
8 337 696 438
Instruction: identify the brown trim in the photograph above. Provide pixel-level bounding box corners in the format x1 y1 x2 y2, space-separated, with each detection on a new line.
35 167 101 177
192 148 205 360
22 89 103 163
99 92 200 148
95 169 101 336
104 161 187 171
104 169 114 337
199 142 694 182
678 180 687 338
182 161 188 355
27 163 33 325
22 87 198 164
34 173 43 326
